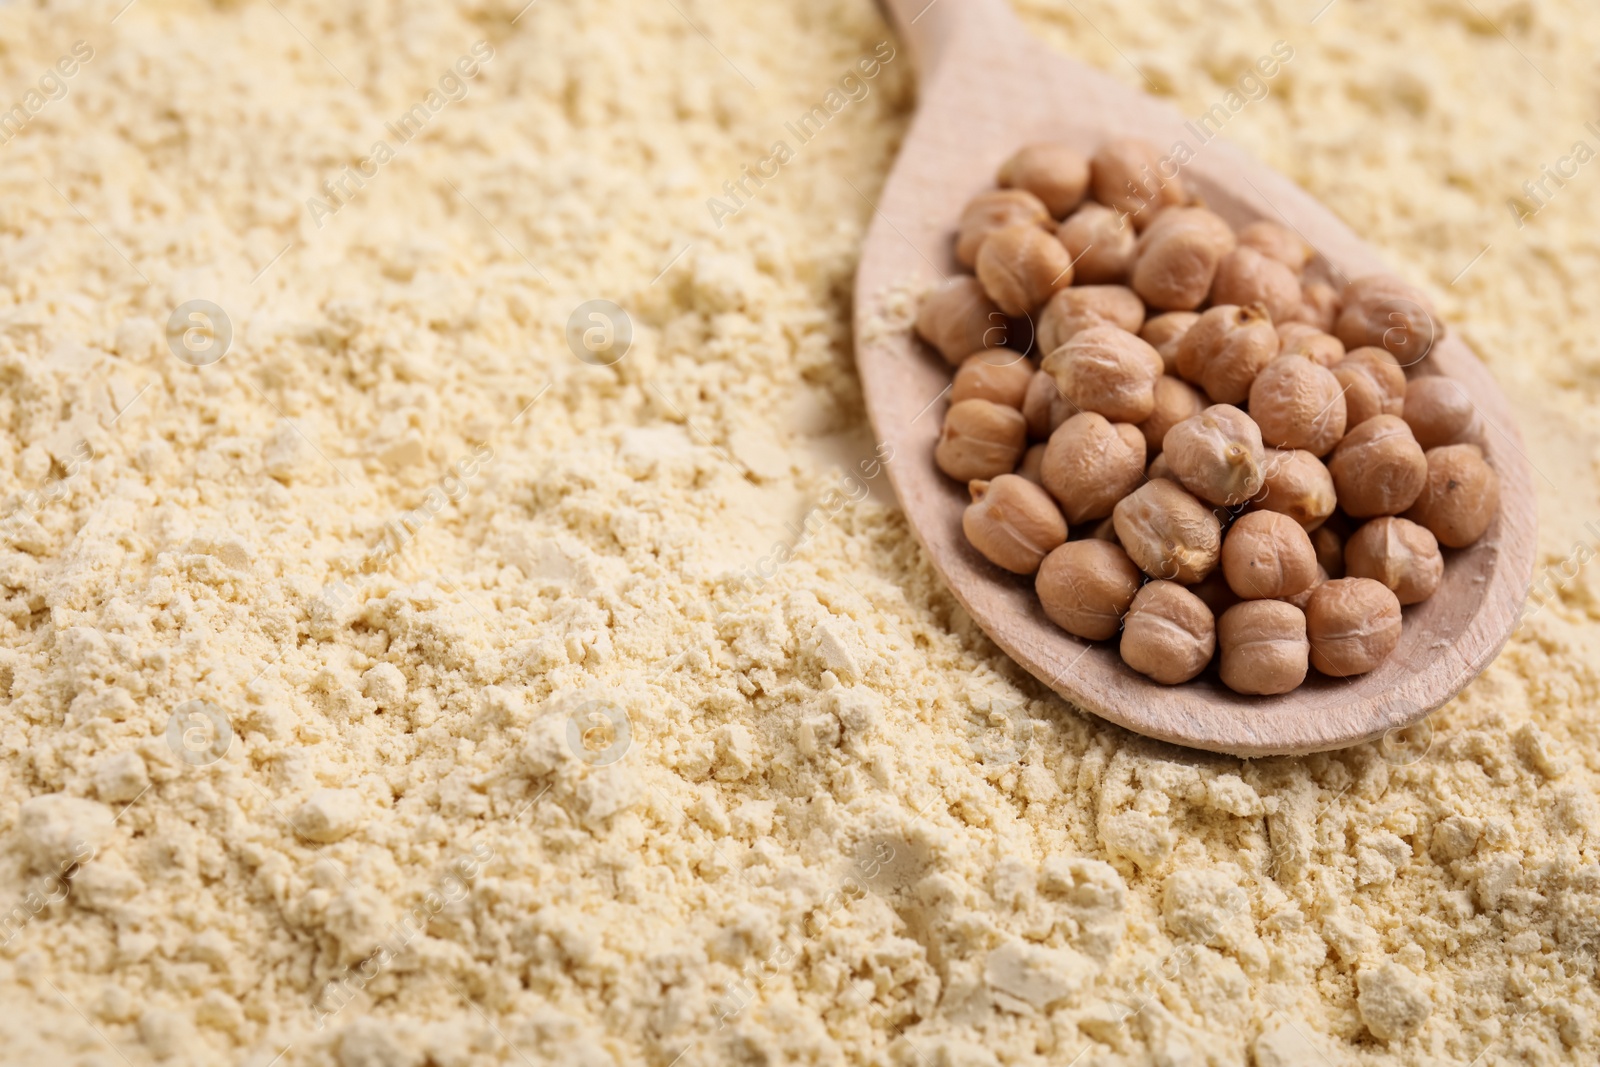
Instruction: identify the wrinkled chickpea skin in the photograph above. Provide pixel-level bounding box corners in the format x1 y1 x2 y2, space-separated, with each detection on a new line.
1305 577 1402 677
1036 540 1143 641
1120 581 1216 684
936 398 1027 483
963 475 1068 575
1218 600 1309 695
956 188 1050 267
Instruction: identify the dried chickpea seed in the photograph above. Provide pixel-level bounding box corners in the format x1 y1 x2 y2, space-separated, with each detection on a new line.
1174 304 1280 405
1333 347 1407 429
998 142 1090 218
1404 375 1482 450
1248 355 1347 456
1282 280 1341 334
1163 404 1266 507
1138 375 1207 453
1057 203 1138 284
1035 540 1143 641
1222 511 1318 600
1112 478 1222 584
1017 443 1047 484
936 398 1027 483
1087 516 1121 544
1312 524 1345 578
1041 412 1147 524
956 188 1050 267
1210 246 1301 323
1283 566 1329 612
915 276 1005 364
1256 448 1338 531
1236 220 1311 274
1276 321 1345 369
1147 451 1176 482
1132 207 1237 311
1140 311 1200 375
1334 274 1442 363
1218 600 1309 695
1091 137 1189 230
952 351 1033 409
1041 324 1164 423
1345 517 1442 605
1037 285 1145 354
1403 443 1500 548
1190 568 1242 618
1305 577 1402 677
976 224 1074 317
1120 581 1216 684
1327 414 1427 518
1022 369 1075 441
963 475 1068 575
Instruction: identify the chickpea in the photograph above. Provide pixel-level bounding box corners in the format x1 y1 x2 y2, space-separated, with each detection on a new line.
1332 347 1407 429
1040 412 1147 523
977 224 1074 317
1163 404 1266 508
1036 540 1143 641
1112 478 1222 584
936 398 1028 482
1218 600 1309 695
1189 568 1242 618
1255 448 1337 531
915 276 1006 364
1131 208 1237 311
998 142 1091 218
1222 511 1318 600
1090 138 1188 230
1022 369 1076 441
1057 203 1138 284
1404 375 1482 450
1305 578 1402 677
1312 524 1345 579
1236 220 1312 274
1210 247 1301 323
1138 375 1206 454
1140 311 1201 375
1283 566 1329 612
1276 322 1345 369
1403 443 1500 548
952 350 1033 409
1147 451 1176 482
1037 285 1145 354
1327 415 1428 518
1041 324 1163 423
1120 581 1216 684
1248 355 1347 456
1087 516 1121 544
963 475 1068 575
1294 281 1342 334
1334 274 1442 364
956 189 1051 267
1017 442 1047 484
1174 304 1280 404
1345 517 1443 605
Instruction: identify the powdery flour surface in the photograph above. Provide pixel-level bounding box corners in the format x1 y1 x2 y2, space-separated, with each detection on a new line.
0 0 1596 1064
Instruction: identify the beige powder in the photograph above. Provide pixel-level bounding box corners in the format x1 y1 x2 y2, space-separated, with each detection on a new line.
0 0 1595 1065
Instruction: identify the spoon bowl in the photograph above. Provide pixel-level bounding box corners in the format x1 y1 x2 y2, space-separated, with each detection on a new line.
853 0 1536 756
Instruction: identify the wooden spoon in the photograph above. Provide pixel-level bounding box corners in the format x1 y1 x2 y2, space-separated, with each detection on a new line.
853 0 1536 756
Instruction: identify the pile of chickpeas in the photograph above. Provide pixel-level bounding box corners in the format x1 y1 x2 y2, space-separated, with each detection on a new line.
916 138 1499 696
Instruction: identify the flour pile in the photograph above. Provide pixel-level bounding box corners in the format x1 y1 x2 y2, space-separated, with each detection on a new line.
0 0 1596 1064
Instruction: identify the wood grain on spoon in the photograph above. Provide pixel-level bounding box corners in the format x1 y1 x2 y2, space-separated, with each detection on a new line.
853 0 1536 756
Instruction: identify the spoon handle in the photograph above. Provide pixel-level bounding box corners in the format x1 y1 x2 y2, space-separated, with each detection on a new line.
878 0 1022 79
